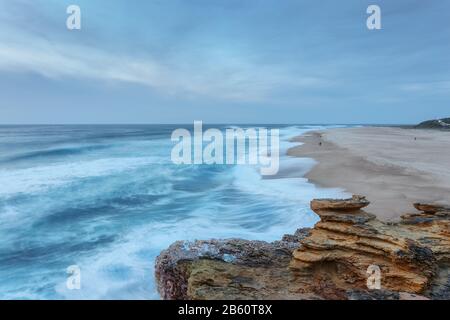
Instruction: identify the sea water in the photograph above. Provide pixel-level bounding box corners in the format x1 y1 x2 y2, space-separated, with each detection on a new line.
0 124 348 299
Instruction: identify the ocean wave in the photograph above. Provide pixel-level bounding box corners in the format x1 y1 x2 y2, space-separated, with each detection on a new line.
3 144 112 163
0 124 350 300
0 157 158 197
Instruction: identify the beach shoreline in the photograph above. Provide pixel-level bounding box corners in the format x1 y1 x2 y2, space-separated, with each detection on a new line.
288 126 450 221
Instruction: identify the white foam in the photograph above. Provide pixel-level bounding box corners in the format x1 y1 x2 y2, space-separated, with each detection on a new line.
0 157 157 197
1 125 352 300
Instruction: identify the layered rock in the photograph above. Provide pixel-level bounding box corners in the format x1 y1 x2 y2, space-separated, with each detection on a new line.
155 196 450 300
290 196 448 298
155 231 317 300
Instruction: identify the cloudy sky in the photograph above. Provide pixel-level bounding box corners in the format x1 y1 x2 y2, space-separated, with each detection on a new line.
0 0 449 124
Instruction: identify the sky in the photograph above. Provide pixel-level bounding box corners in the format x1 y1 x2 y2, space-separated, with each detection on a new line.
0 0 449 124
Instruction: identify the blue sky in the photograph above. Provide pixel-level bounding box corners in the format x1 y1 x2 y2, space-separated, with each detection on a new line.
0 0 449 124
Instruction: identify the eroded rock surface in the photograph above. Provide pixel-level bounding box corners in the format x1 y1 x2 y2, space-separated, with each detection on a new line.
155 231 316 300
155 196 450 300
310 195 370 212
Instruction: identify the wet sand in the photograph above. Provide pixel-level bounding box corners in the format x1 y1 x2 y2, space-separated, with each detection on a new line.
288 127 450 221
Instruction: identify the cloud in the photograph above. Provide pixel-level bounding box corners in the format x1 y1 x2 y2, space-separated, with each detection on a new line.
0 31 329 103
400 81 450 95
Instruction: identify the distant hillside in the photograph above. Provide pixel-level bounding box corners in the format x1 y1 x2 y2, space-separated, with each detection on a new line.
415 118 450 129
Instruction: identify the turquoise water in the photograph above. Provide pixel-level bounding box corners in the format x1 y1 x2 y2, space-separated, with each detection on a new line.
0 124 347 299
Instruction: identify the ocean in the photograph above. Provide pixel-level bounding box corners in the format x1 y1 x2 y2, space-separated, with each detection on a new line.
0 124 348 299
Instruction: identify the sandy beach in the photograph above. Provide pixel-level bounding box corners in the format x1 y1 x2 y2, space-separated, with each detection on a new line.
288 127 450 221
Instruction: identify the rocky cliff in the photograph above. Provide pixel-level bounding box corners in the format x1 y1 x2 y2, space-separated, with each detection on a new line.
155 196 450 300
415 118 450 129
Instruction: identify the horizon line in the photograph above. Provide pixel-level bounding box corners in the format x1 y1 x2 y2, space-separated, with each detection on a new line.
0 122 417 126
